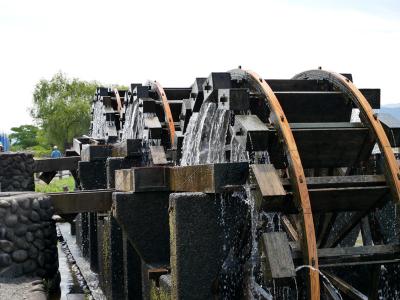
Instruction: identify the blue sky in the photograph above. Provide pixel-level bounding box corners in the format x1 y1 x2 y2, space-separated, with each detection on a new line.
0 0 399 132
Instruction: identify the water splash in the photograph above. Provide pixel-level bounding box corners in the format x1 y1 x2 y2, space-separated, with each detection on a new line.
295 265 343 300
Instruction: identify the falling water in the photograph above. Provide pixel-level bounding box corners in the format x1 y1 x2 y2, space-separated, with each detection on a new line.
121 99 141 140
91 100 106 139
181 102 229 165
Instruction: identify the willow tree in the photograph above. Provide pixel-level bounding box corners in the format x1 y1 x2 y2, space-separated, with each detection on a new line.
31 72 97 150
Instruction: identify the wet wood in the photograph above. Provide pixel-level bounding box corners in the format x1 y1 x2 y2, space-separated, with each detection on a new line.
34 156 81 172
324 272 368 300
261 232 295 279
49 189 113 214
150 146 168 165
252 164 286 199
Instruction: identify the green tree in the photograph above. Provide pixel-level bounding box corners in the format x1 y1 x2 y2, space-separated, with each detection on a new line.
31 72 97 150
9 125 39 149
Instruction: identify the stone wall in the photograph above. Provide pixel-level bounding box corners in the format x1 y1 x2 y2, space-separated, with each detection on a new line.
0 192 58 279
0 153 34 192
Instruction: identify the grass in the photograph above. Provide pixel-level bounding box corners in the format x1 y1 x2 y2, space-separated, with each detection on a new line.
35 176 75 193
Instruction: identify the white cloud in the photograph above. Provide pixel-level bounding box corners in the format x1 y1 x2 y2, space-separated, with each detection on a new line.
0 0 399 132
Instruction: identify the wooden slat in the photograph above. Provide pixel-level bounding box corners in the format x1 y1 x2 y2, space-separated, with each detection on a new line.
281 175 386 189
34 156 81 172
292 244 400 267
261 232 296 279
252 164 286 199
170 162 248 193
324 272 368 300
49 189 113 214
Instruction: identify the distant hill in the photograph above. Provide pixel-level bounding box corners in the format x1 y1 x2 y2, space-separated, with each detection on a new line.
380 105 400 121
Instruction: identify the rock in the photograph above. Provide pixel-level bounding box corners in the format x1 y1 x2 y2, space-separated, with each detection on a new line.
0 226 7 239
11 249 28 262
0 208 7 217
0 200 11 208
28 245 38 259
34 229 43 240
5 214 18 227
29 224 41 232
0 240 14 253
14 224 27 236
32 199 40 211
36 268 46 277
33 239 45 250
39 197 52 209
37 254 45 267
0 253 11 267
5 228 15 241
18 196 32 209
19 214 30 224
26 231 34 242
30 211 40 222
10 199 18 213
0 264 24 277
23 259 37 273
14 237 29 250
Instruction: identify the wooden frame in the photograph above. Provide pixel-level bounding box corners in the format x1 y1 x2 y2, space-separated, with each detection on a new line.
230 68 320 300
294 69 400 203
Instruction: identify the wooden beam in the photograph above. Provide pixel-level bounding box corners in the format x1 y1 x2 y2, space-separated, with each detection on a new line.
111 139 142 158
49 189 113 214
150 146 168 165
281 175 386 189
34 156 81 172
252 164 286 199
261 232 296 279
324 272 368 300
292 244 400 267
170 162 248 193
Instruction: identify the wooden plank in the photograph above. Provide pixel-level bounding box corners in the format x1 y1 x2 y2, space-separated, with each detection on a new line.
275 91 352 123
115 169 133 192
170 162 248 193
34 156 81 172
111 139 142 157
292 244 400 266
133 166 169 192
261 232 295 279
281 175 386 189
81 144 112 161
261 186 389 213
49 189 113 214
252 164 286 199
150 146 168 165
281 215 299 242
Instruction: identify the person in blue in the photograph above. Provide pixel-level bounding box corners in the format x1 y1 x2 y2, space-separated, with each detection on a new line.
51 145 62 158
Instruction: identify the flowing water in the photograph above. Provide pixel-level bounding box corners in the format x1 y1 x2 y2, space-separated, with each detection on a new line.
181 102 229 165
